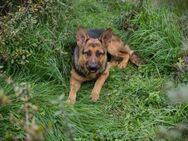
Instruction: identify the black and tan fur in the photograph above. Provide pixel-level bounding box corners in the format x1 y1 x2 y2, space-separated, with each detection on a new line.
67 27 143 104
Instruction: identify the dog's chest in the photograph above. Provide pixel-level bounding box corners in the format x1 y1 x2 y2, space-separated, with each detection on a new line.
86 73 99 80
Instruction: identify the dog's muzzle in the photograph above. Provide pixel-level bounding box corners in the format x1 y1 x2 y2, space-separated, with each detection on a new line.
88 63 98 72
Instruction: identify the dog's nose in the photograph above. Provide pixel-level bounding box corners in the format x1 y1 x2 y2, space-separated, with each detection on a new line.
88 63 98 71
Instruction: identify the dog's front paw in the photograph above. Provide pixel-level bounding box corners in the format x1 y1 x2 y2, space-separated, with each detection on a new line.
91 92 99 102
66 98 76 105
118 62 127 69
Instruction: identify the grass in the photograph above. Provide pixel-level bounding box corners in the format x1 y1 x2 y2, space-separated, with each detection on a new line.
0 0 188 140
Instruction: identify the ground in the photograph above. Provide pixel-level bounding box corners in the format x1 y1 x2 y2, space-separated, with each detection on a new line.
0 0 188 140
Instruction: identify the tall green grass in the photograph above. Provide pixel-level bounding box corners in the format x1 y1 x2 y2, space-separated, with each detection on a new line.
0 0 188 140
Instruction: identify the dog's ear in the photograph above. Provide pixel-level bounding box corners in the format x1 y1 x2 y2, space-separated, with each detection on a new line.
99 28 112 47
76 26 89 47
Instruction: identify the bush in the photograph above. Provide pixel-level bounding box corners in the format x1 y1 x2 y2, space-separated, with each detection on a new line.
0 0 74 79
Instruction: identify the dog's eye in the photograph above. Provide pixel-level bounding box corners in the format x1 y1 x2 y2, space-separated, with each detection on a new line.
96 51 104 57
83 51 91 56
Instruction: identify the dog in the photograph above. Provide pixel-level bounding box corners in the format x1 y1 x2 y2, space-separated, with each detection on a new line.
67 27 143 104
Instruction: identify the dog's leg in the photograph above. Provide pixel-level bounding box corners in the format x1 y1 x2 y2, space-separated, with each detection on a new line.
91 67 109 102
108 58 119 68
117 53 130 69
67 75 82 104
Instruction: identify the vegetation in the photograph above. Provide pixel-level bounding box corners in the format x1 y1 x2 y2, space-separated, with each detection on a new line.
0 0 188 140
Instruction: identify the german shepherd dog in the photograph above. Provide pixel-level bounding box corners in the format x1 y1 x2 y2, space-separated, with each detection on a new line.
67 27 143 104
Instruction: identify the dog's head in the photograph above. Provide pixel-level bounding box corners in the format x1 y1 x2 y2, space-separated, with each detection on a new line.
76 27 112 73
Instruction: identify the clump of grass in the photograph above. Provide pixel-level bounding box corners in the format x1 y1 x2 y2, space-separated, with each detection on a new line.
155 123 188 141
116 2 183 78
155 83 188 141
117 6 181 75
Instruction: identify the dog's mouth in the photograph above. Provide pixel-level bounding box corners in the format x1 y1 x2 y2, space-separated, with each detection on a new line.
87 64 99 73
89 69 97 73
88 67 98 73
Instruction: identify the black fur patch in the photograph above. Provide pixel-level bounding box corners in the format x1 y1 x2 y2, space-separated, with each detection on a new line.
87 29 105 38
